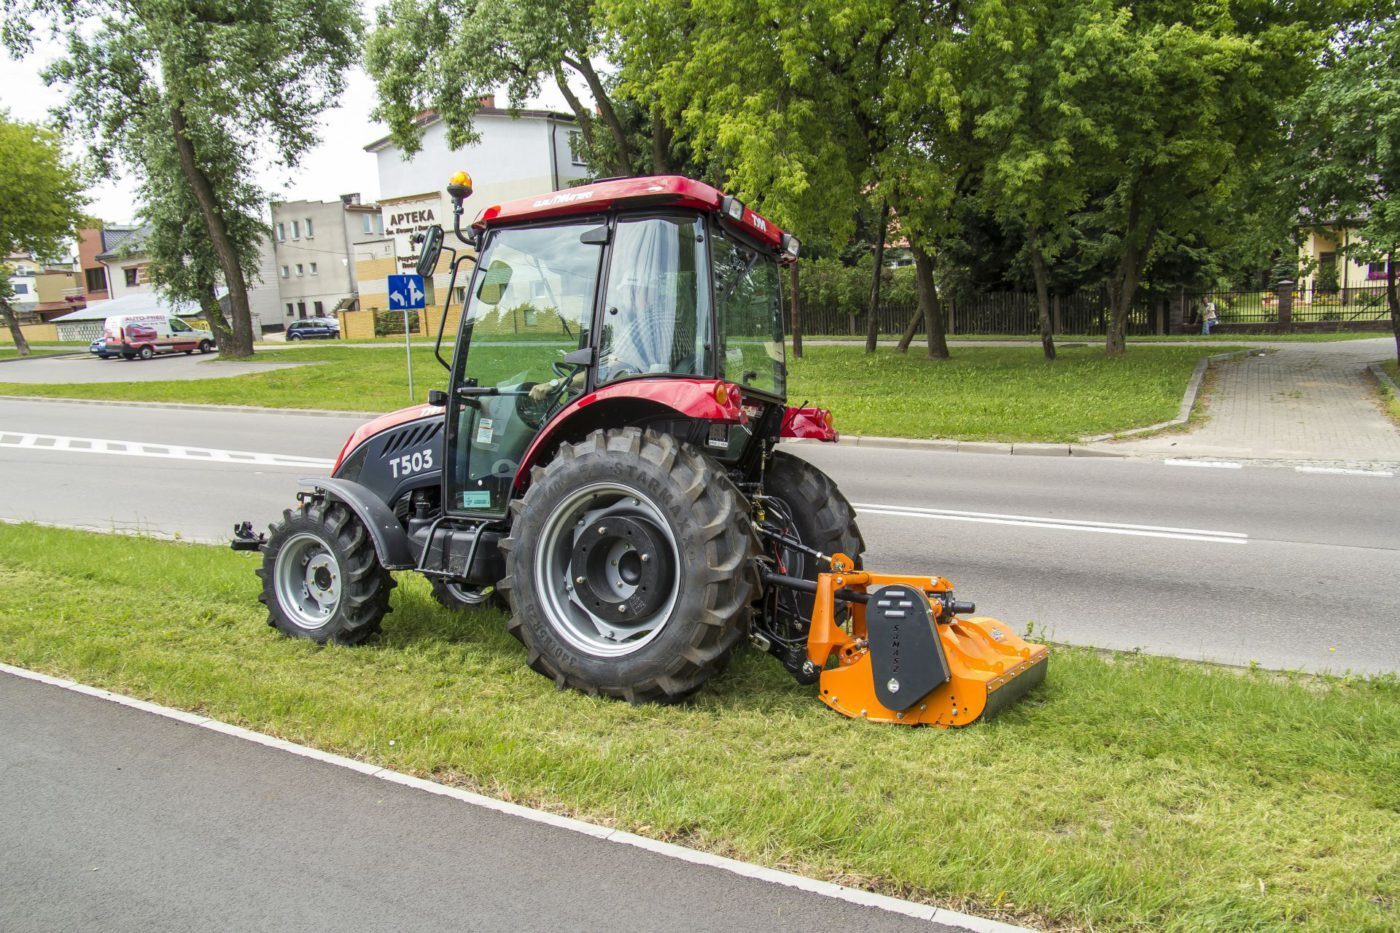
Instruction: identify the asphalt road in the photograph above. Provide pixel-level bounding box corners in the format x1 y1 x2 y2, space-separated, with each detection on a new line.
0 672 961 933
1 397 1397 674
0 351 307 383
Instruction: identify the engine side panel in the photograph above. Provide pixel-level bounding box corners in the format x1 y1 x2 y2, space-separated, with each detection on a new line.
334 412 445 509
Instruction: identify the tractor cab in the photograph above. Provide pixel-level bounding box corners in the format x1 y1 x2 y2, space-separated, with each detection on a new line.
420 176 800 519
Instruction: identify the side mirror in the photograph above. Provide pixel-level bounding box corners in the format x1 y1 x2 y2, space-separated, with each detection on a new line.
427 389 448 407
415 225 444 279
476 259 513 305
561 347 593 367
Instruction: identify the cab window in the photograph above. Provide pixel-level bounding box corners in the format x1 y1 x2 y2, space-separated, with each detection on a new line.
597 215 710 384
712 226 785 397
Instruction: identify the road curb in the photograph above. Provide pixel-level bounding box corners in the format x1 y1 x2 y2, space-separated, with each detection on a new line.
0 394 378 419
1079 350 1254 444
0 661 1028 933
1369 361 1400 398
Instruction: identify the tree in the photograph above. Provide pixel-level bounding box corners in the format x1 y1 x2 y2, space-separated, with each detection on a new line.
1289 14 1400 362
367 0 662 177
0 112 85 357
3 0 361 358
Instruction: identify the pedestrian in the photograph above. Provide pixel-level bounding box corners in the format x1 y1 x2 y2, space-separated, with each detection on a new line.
1202 300 1219 335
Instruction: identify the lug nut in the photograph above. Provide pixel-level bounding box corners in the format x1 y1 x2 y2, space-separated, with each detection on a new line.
575 576 585 584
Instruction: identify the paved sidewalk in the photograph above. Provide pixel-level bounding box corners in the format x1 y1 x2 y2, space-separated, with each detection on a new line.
1100 338 1400 465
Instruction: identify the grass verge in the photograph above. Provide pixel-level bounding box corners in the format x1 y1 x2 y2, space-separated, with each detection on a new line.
804 333 1386 343
1379 361 1400 427
2 523 1396 931
0 344 1236 443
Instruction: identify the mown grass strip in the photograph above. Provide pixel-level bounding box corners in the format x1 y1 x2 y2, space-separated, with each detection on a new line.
0 344 1234 443
1 523 1395 931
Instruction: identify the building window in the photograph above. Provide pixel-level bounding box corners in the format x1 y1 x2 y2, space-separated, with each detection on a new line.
305 217 314 238
309 262 318 275
124 267 139 287
286 303 294 317
569 130 587 166
313 300 324 316
276 222 285 241
297 301 307 319
84 267 106 292
280 265 289 278
1368 261 1390 280
296 264 304 276
292 220 301 240
12 283 28 294
361 214 371 233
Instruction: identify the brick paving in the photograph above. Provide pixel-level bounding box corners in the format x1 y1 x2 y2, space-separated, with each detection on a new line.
1104 338 1400 465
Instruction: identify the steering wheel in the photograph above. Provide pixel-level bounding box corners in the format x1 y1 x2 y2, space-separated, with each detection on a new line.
514 377 576 429
551 360 574 378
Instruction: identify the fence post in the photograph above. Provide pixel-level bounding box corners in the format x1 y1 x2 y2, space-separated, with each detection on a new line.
1275 278 1294 332
1052 294 1062 334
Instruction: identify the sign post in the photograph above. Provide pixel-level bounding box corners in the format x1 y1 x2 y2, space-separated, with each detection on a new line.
387 274 427 402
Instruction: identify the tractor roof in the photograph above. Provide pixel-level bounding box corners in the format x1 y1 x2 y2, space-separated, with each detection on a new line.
472 175 794 257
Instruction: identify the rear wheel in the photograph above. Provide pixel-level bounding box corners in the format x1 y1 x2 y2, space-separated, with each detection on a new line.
257 499 394 644
138 345 154 360
199 340 213 353
762 451 864 616
499 428 758 703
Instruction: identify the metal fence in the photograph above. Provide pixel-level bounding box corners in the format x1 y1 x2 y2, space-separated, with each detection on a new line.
794 283 1393 337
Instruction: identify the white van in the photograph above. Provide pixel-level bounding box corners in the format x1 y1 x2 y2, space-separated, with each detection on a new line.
102 314 216 360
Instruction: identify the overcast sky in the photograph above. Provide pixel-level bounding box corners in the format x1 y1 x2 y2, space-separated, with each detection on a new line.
0 33 572 226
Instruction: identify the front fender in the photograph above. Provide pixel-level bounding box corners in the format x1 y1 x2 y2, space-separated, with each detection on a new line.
301 477 416 570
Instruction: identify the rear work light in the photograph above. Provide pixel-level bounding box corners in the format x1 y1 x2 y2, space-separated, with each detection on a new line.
721 195 745 221
781 233 801 259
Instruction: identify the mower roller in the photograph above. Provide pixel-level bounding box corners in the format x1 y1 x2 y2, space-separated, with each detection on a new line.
233 172 1048 726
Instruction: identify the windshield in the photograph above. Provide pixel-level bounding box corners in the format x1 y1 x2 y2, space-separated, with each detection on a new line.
711 225 785 397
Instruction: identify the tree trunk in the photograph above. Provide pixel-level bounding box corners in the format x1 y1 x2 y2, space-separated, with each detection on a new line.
1027 236 1056 361
199 285 234 350
0 299 30 356
895 305 920 352
650 107 672 174
864 200 889 354
168 101 255 358
567 56 634 172
1104 244 1142 357
1387 248 1399 365
553 66 602 167
913 246 950 359
789 261 802 359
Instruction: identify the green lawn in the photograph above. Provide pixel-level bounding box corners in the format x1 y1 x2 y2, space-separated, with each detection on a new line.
788 345 1236 441
0 343 1233 442
0 347 67 360
805 332 1384 343
1380 361 1400 426
1 523 1395 931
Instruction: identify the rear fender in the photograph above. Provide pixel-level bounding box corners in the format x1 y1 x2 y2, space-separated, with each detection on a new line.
514 379 745 490
301 477 417 570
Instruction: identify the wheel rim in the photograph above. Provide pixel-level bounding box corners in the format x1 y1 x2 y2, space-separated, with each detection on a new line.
274 532 343 629
533 482 680 658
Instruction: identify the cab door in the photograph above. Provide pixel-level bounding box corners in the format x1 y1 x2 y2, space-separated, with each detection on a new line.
444 220 606 517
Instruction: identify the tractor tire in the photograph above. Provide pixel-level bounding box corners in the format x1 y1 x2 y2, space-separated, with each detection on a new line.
257 499 394 645
762 451 865 616
430 578 504 612
499 427 758 704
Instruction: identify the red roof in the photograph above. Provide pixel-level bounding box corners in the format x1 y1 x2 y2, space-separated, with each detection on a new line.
472 175 787 252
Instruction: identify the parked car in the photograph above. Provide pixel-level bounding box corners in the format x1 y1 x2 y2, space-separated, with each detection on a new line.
102 313 216 360
286 318 341 340
88 337 115 359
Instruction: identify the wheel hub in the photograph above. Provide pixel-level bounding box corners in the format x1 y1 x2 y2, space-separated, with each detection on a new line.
570 515 673 619
274 533 343 630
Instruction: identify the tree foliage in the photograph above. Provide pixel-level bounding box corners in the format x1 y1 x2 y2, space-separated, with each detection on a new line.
1289 13 1400 361
0 111 86 356
3 0 361 357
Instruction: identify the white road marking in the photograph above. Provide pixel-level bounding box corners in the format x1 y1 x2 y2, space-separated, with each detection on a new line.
0 431 333 470
1294 466 1394 478
1164 459 1243 469
0 662 1025 933
851 502 1248 545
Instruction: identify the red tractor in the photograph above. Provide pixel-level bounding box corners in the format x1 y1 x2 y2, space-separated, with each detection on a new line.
234 174 1047 725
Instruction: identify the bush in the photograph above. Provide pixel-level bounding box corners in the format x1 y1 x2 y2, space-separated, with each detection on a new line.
374 309 420 336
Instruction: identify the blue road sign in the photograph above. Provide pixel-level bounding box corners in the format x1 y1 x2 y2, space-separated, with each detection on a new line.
387 274 427 311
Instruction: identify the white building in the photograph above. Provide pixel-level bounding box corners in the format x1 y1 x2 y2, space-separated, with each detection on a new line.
271 193 384 324
357 104 587 312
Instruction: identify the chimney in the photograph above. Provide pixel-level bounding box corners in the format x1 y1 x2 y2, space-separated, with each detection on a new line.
340 192 361 206
479 94 495 109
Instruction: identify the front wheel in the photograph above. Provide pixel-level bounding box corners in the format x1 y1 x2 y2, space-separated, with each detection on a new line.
257 499 394 644
199 340 213 354
499 428 758 703
430 578 504 612
138 345 154 360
